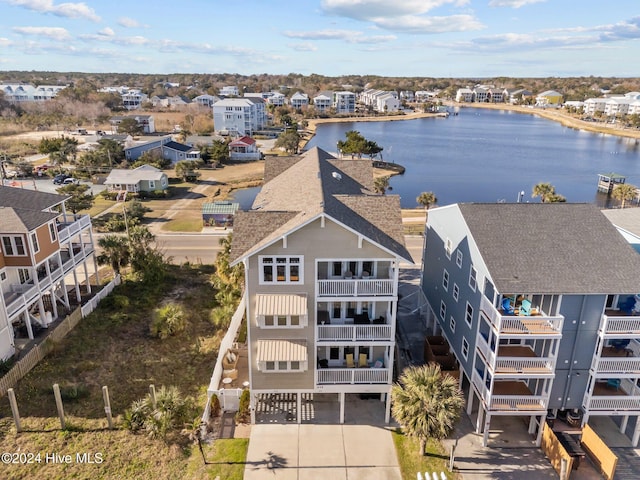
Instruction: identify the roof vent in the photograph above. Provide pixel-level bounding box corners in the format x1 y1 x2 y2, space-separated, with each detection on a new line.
332 172 342 181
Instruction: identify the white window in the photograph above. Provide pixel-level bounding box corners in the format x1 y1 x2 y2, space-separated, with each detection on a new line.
450 315 456 333
445 238 453 259
49 222 57 242
149 180 155 189
465 302 474 326
442 269 449 291
18 268 31 284
440 300 447 320
453 283 459 302
259 314 304 328
0 272 6 281
259 256 303 284
260 360 306 372
456 250 463 268
469 266 477 292
2 236 26 256
462 338 469 360
31 232 39 254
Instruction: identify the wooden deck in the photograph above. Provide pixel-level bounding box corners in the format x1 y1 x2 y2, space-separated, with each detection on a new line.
497 345 536 357
593 382 628 397
493 381 533 396
601 346 633 358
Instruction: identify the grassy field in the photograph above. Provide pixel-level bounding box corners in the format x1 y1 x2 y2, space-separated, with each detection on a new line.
392 429 459 480
0 264 244 479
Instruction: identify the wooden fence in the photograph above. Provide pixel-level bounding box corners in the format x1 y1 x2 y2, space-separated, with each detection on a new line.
0 275 121 397
582 424 617 480
540 423 574 479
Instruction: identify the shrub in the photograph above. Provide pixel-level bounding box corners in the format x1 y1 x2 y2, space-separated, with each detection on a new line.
235 389 250 423
123 386 193 441
58 382 90 401
0 356 16 376
150 303 186 339
100 294 130 311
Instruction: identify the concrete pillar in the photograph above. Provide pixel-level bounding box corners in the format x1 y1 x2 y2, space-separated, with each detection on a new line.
528 415 536 434
72 270 81 302
51 285 59 319
82 261 91 294
92 253 100 285
385 392 391 424
482 413 491 447
536 416 544 447
24 313 34 340
621 415 629 434
475 404 484 434
339 392 345 424
297 393 301 424
632 416 640 447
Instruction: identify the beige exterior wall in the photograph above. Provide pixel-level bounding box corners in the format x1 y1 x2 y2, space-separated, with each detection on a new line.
247 216 396 391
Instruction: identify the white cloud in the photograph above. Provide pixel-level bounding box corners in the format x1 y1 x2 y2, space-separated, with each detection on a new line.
79 33 149 45
320 0 480 34
489 0 546 8
373 14 483 34
288 42 317 52
118 16 140 28
98 27 114 37
283 29 396 44
0 37 13 47
321 0 468 18
13 26 71 40
7 0 100 22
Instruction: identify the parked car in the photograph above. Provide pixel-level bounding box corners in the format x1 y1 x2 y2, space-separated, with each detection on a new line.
53 174 71 184
62 177 79 185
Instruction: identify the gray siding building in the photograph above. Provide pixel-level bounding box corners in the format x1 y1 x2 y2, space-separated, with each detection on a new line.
422 203 640 446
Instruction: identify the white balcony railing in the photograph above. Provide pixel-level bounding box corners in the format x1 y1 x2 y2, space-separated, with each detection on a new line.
317 368 390 384
593 358 640 375
588 397 640 411
490 395 547 412
317 324 393 341
480 296 563 337
317 278 394 297
600 314 640 337
58 214 91 243
495 358 554 375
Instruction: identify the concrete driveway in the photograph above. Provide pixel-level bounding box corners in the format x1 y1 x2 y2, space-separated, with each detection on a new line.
244 424 401 480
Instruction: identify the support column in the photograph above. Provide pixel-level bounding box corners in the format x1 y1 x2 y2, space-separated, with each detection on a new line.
385 391 391 424
92 253 100 285
528 415 536 434
632 415 640 447
297 393 301 424
72 270 81 302
51 285 59 319
24 313 34 340
536 416 544 447
475 404 484 434
467 386 475 415
621 415 629 434
82 261 91 294
339 392 345 424
482 413 491 447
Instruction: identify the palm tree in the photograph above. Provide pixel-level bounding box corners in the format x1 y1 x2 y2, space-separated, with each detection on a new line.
613 183 638 208
373 176 390 194
532 182 556 203
416 191 437 210
97 234 130 275
391 364 464 456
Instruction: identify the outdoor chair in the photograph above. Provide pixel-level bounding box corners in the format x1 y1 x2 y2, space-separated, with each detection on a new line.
519 299 532 316
358 353 368 368
346 353 355 368
502 297 514 315
607 378 621 390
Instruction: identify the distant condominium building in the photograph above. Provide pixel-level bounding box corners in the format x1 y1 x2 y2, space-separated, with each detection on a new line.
333 91 356 114
1 84 66 103
212 97 266 136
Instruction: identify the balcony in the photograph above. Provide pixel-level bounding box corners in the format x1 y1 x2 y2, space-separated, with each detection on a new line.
585 379 640 413
57 214 91 243
476 334 554 377
471 370 547 413
317 367 390 385
317 324 393 342
480 296 563 338
600 310 640 338
317 278 394 297
4 282 38 318
591 342 640 376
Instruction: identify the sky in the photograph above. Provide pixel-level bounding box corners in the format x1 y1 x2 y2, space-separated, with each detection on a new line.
1 0 639 78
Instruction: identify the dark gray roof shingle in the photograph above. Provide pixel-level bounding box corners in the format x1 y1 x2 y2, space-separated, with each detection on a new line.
458 203 640 294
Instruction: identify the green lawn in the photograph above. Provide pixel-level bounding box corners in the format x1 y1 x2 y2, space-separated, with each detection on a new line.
0 265 248 479
392 429 458 480
185 439 249 480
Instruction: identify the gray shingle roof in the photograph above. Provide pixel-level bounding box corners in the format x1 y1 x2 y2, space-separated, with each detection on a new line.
0 186 67 231
230 147 412 263
458 203 640 294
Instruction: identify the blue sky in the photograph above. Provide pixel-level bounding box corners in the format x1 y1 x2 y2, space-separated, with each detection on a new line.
1 0 639 77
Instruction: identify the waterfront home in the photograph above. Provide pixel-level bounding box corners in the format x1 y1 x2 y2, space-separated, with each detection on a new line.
0 186 97 359
313 93 332 112
333 91 356 114
229 147 412 424
229 136 260 161
455 88 474 102
421 203 640 447
213 97 266 136
535 90 563 107
290 92 309 110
